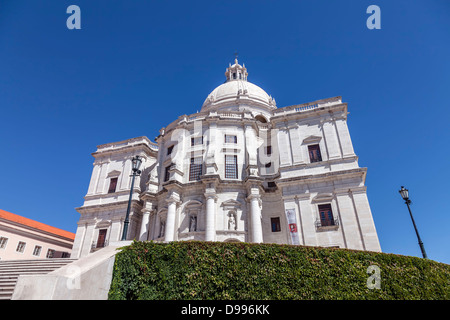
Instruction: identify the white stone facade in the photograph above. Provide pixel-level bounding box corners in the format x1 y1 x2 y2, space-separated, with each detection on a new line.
72 59 381 258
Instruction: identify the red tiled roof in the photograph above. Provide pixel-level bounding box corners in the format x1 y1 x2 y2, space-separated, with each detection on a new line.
0 209 75 241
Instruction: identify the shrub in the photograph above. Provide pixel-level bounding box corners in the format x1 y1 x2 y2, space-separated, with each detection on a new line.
108 241 449 300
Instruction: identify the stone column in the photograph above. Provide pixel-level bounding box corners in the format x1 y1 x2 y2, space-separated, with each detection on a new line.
164 192 180 242
139 209 151 241
205 194 217 241
249 194 263 243
204 180 217 242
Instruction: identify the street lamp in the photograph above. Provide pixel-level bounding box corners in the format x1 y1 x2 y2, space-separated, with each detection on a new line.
121 155 142 241
398 186 428 259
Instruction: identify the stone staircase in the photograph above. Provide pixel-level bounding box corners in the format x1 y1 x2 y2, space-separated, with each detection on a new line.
0 258 76 300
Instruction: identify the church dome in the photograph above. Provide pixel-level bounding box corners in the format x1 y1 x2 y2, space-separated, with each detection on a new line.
201 59 277 112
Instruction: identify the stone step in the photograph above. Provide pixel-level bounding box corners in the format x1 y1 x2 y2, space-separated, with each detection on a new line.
0 273 19 278
0 285 16 292
0 258 76 300
0 270 62 277
0 292 14 300
0 265 71 272
0 278 17 284
0 260 72 264
0 259 76 267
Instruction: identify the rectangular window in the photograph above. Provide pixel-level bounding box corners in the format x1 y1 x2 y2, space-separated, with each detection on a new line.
225 134 237 144
191 136 203 146
167 145 174 155
189 157 203 181
225 155 238 179
265 145 272 155
271 217 281 232
33 245 42 257
308 144 322 163
318 204 335 226
164 165 171 182
16 241 26 253
96 229 107 248
108 177 118 193
46 249 55 259
0 237 8 249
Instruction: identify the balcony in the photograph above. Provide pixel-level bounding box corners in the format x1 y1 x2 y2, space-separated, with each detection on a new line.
91 239 108 252
315 217 339 232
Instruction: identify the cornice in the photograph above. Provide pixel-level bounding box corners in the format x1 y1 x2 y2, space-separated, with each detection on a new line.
276 167 367 185
75 199 143 214
83 188 142 201
92 141 157 159
278 155 359 171
271 102 348 124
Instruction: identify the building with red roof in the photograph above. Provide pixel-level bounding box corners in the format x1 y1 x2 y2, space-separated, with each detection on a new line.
0 209 75 260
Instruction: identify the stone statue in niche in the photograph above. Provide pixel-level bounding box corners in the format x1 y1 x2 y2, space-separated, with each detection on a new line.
159 220 165 238
189 215 197 232
228 211 237 230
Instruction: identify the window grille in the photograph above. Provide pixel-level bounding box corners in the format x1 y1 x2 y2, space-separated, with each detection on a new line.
189 157 203 181
191 136 203 146
225 135 237 143
225 155 238 179
318 204 335 226
308 144 322 163
271 217 281 232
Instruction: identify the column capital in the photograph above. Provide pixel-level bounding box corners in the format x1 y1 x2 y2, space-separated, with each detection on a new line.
247 193 262 210
246 193 261 201
141 207 157 216
166 191 181 205
166 197 180 205
204 192 218 201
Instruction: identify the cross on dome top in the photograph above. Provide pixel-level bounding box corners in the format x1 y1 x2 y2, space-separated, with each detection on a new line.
225 57 248 82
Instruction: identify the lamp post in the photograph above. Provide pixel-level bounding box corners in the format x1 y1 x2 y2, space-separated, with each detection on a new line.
398 186 428 259
121 155 142 241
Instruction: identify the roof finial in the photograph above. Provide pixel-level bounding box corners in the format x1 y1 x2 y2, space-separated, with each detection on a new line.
234 51 238 64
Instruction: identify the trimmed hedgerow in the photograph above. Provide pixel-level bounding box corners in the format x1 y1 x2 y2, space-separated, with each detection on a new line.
108 241 449 300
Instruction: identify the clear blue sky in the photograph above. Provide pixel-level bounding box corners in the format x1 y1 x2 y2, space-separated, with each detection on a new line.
0 0 449 264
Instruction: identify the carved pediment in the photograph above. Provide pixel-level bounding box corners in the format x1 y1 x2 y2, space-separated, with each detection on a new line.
221 199 242 209
312 193 334 203
96 219 112 228
185 200 203 209
302 135 322 144
107 170 121 178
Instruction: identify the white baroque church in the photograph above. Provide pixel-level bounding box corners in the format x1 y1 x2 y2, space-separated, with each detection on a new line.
71 59 381 258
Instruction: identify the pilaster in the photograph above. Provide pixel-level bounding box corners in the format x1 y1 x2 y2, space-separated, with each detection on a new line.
334 188 364 250
350 188 382 252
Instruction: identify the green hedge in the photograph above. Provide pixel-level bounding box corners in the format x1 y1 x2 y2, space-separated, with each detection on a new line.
108 241 449 300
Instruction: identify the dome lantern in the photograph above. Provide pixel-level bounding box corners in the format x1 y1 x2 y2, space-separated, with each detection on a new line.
201 58 276 113
225 58 248 82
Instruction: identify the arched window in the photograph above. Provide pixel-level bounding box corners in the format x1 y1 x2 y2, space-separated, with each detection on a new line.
255 115 267 123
